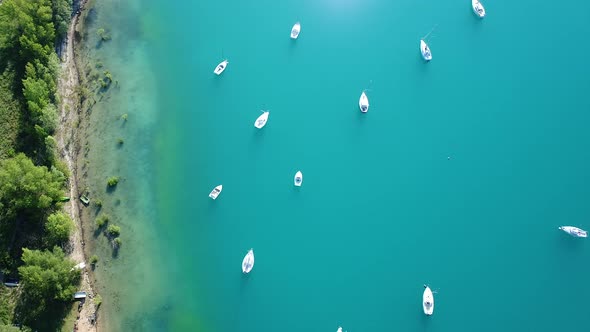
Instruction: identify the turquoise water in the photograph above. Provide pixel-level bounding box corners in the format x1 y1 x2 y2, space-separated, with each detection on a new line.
81 0 590 331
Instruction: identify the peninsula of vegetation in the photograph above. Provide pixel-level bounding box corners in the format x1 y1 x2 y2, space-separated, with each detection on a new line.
0 0 102 331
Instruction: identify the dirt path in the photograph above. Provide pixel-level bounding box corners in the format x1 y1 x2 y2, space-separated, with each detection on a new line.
55 1 98 331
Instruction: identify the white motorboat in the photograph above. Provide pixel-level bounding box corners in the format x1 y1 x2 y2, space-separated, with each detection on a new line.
213 60 228 75
423 285 434 315
359 91 369 113
209 185 223 200
559 226 588 238
294 171 303 187
420 40 432 61
254 111 269 129
472 0 486 18
291 22 301 39
242 249 255 273
336 328 342 332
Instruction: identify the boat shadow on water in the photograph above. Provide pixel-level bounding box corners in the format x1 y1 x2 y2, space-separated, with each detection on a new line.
239 270 252 293
418 309 432 331
556 234 586 252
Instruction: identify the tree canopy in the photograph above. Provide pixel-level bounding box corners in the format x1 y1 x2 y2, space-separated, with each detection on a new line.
51 0 72 41
0 0 56 66
17 247 79 321
0 153 65 217
44 212 73 247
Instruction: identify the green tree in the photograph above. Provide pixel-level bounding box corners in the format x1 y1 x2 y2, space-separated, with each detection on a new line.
51 0 72 40
44 212 73 247
18 247 80 316
0 67 21 160
0 325 21 332
0 153 65 216
0 0 56 66
22 59 58 134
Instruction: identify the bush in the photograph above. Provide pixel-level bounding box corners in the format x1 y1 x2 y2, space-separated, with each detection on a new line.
107 176 119 187
94 199 102 208
117 138 124 145
112 237 122 249
45 212 74 247
106 225 120 237
95 215 109 228
96 28 111 41
120 113 128 121
93 294 102 308
89 255 98 265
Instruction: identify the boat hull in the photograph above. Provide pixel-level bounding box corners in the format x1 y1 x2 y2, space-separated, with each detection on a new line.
254 111 269 129
294 171 303 187
214 60 228 75
242 249 255 273
423 286 434 315
472 0 486 18
291 23 301 39
420 40 432 61
359 92 369 113
209 185 223 200
559 226 588 238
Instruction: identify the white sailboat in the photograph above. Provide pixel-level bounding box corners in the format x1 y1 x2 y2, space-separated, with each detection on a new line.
359 91 369 113
559 226 588 238
472 0 486 18
291 22 301 39
420 40 432 61
254 111 270 129
423 285 434 315
209 185 223 200
242 249 255 273
213 60 228 75
336 327 342 332
294 171 303 187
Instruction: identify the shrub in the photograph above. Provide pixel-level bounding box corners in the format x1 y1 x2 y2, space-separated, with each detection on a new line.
120 113 128 121
107 176 119 187
93 294 102 308
112 237 122 249
89 255 98 265
95 215 109 228
117 138 124 145
107 225 120 237
96 28 111 41
94 199 102 208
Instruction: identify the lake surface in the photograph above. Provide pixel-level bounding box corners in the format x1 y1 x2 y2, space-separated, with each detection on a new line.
81 0 590 331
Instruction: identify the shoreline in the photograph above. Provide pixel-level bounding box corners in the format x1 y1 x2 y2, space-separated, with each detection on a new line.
55 0 101 331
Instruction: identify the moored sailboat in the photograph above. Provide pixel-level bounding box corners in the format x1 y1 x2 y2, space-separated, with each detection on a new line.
242 249 255 273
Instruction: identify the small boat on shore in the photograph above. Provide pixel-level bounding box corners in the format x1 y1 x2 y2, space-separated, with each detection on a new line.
359 91 369 113
254 111 269 129
209 185 223 200
294 171 303 187
423 285 434 315
420 40 432 61
242 249 255 273
559 226 588 238
291 22 301 39
472 0 486 18
213 60 228 75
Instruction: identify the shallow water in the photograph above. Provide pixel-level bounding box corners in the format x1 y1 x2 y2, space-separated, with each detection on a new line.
81 0 590 331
